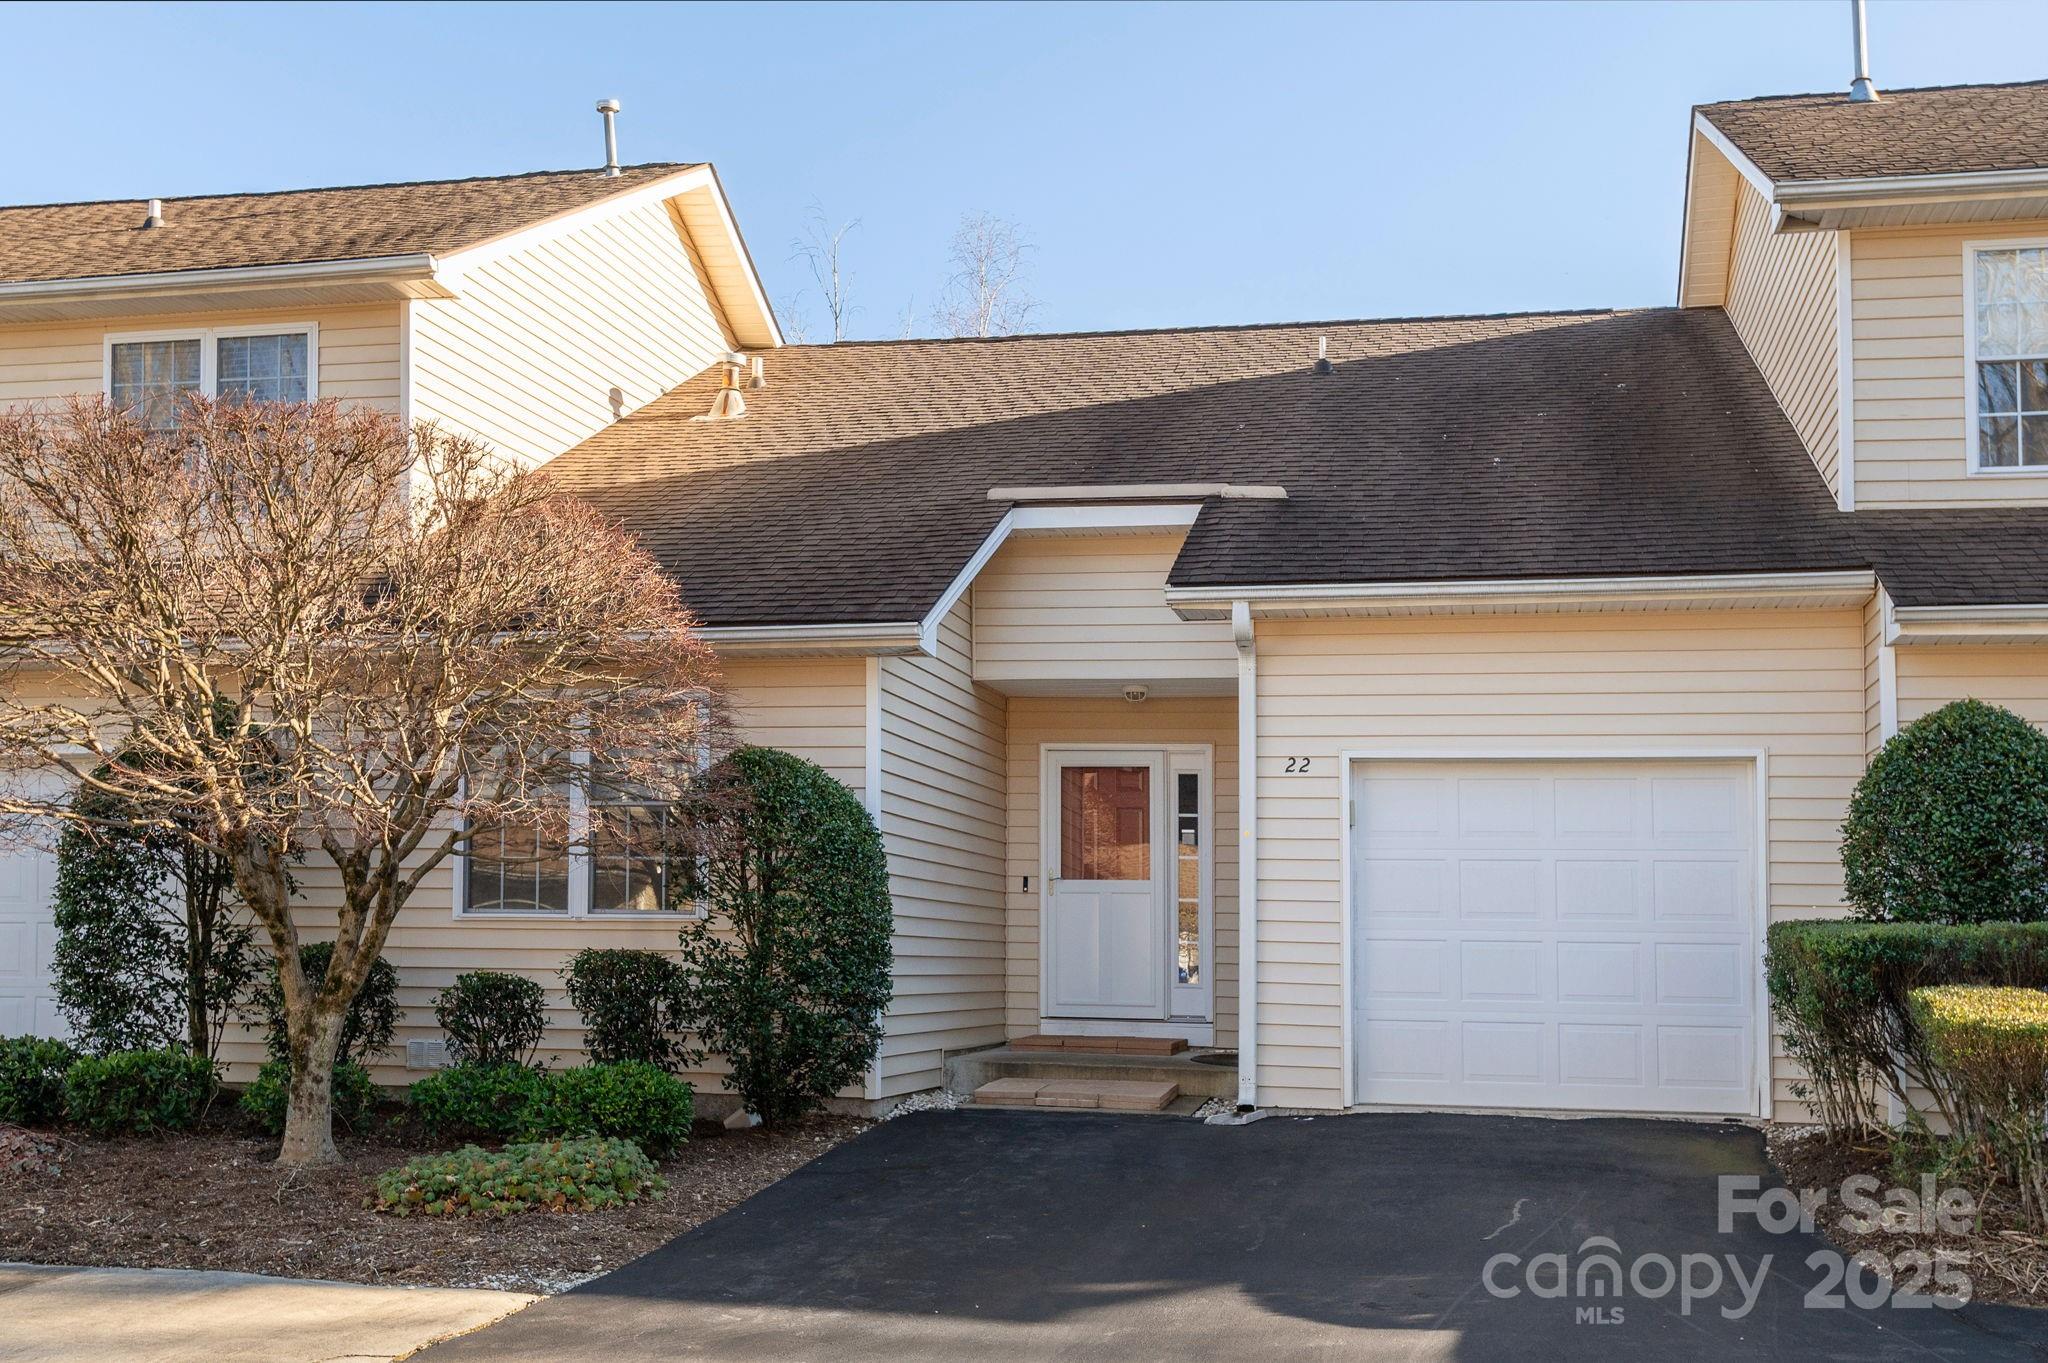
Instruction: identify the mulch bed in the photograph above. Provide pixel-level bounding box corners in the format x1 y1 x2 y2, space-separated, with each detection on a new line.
0 1109 869 1294
1768 1124 2048 1307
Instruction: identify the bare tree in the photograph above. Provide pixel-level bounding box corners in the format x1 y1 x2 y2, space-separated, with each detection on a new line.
936 212 1036 338
0 397 722 1166
897 297 920 341
791 205 860 343
777 296 814 345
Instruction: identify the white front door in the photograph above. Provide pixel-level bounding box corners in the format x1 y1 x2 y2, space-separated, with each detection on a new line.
1351 758 1757 1117
1042 750 1170 1020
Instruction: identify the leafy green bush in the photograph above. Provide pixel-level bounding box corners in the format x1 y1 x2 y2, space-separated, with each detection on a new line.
0 1036 81 1126
1842 699 2048 925
677 747 892 1125
248 942 400 1066
548 1061 694 1157
409 1061 552 1141
238 1059 377 1136
51 736 259 1060
435 971 545 1067
1912 985 2048 1224
561 949 694 1072
1765 920 2048 1139
369 1137 665 1217
62 1049 216 1135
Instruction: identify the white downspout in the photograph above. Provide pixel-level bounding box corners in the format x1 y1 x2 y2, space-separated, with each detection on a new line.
1232 600 1259 1109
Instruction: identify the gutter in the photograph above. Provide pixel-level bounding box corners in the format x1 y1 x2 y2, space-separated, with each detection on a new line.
1165 569 1878 618
0 253 445 305
1884 599 2048 646
1232 600 1258 1112
695 621 925 656
1773 165 2048 209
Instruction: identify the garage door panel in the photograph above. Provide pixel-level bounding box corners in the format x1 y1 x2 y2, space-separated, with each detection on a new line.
1353 759 1755 1117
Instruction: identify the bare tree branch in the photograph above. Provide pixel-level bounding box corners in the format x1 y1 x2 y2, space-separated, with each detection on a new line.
791 205 860 343
935 212 1036 339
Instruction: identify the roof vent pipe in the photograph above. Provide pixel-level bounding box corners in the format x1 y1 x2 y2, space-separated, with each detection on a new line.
597 98 622 175
1848 0 1879 102
696 353 749 421
1313 335 1333 376
142 198 163 229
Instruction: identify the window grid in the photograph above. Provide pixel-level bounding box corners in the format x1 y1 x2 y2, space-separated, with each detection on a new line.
104 326 316 423
1971 246 2048 471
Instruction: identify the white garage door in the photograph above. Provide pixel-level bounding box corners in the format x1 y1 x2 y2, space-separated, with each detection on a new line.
0 778 66 1038
1351 759 1756 1116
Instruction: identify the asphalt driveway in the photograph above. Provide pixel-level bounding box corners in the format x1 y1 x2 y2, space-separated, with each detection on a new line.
415 1110 2048 1362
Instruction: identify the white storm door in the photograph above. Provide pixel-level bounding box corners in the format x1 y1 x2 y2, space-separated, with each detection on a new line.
1043 751 1170 1020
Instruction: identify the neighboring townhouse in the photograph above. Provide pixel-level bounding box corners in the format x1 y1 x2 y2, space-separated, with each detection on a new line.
2 77 2047 1122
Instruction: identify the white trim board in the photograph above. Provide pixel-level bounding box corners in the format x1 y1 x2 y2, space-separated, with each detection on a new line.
1334 747 1773 1120
1835 231 1857 510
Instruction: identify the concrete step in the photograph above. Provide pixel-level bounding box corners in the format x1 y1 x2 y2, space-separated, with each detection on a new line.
971 1078 1180 1112
947 1044 1238 1098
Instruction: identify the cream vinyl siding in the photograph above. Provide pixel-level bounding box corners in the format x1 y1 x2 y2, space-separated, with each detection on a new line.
411 196 736 469
1250 609 1867 1115
0 304 401 412
1896 645 2048 727
1722 179 1843 495
973 532 1235 691
1852 219 2048 507
212 656 868 1092
1003 696 1239 1047
874 601 1008 1097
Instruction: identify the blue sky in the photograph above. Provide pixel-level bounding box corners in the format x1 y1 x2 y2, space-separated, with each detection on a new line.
7 1 2048 340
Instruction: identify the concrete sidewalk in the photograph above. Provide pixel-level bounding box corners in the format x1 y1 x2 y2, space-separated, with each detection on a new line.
0 1263 533 1363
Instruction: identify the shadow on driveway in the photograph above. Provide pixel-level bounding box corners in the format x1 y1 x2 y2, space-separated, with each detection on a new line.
415 1110 2048 1361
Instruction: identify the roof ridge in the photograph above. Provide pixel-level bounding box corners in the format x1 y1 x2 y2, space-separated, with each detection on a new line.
804 307 1642 351
1698 76 2048 110
0 162 700 215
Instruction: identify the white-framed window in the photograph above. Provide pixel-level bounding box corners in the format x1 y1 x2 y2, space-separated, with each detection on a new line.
104 323 318 427
1965 242 2048 475
454 746 706 920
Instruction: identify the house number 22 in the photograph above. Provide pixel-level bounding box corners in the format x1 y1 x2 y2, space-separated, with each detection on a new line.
1283 757 1312 773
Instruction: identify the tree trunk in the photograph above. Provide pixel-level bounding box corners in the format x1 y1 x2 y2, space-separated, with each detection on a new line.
277 1009 346 1167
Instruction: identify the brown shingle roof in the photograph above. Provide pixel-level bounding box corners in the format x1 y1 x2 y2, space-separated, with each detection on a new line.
543 309 1900 628
0 163 697 285
1699 80 2048 183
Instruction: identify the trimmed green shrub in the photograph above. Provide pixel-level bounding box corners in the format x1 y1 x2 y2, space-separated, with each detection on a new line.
369 1137 665 1217
409 1061 552 1141
239 1059 376 1136
561 949 694 1072
1842 699 2048 925
548 1061 694 1157
0 1036 81 1126
435 971 546 1067
1765 920 2048 1139
1912 985 2048 1224
248 942 400 1066
63 1049 216 1135
677 746 892 1126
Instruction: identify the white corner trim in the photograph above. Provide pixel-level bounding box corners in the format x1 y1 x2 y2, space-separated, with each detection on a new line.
397 298 415 430
863 655 882 818
434 166 712 282
0 253 442 306
987 483 1286 503
917 511 1015 654
1836 231 1857 511
1232 600 1258 1110
1691 112 1778 202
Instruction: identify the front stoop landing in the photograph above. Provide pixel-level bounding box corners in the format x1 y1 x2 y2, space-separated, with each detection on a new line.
971 1077 1180 1112
1010 1034 1188 1056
